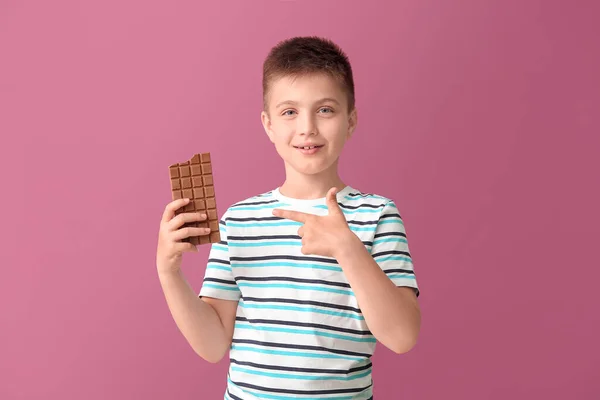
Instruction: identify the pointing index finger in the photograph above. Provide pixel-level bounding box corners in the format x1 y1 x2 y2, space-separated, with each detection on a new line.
273 208 309 223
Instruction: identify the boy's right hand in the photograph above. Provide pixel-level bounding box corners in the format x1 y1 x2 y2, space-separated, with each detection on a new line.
156 198 212 275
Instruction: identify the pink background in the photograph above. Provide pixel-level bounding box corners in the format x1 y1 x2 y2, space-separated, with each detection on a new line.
1 0 599 399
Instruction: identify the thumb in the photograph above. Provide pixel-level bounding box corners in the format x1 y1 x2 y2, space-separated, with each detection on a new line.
326 187 342 215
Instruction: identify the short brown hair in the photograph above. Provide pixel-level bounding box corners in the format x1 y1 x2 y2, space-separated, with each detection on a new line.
262 36 355 114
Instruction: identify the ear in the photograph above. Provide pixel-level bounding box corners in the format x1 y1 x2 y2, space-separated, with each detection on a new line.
261 110 275 144
347 107 358 139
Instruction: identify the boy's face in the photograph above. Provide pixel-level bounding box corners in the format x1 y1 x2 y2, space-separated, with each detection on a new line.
261 73 357 178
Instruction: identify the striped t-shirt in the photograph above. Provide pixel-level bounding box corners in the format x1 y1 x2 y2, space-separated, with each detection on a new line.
198 185 420 400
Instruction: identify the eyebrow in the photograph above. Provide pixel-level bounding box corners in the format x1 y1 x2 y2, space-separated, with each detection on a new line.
275 98 341 109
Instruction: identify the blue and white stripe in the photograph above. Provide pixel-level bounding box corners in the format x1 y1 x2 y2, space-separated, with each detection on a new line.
199 185 419 398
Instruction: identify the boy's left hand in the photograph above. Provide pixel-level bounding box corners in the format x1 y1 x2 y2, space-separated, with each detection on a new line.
272 187 357 258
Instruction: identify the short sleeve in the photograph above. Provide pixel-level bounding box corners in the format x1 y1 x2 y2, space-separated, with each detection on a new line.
370 201 420 297
198 212 241 301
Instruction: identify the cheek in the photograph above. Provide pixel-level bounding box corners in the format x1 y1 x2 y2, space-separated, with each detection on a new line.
320 119 347 140
269 129 294 155
271 125 294 145
270 119 286 132
324 130 348 152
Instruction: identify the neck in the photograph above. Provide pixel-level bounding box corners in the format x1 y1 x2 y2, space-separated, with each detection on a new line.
279 160 346 200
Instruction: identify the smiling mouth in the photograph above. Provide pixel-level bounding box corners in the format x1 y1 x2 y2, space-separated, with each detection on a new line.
293 145 323 150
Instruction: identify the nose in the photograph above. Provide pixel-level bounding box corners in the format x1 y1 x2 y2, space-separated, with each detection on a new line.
297 112 317 136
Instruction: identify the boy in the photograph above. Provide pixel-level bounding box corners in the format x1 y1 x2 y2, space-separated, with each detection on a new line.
157 36 421 400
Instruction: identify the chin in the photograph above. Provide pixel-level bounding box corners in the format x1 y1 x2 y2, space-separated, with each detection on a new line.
291 161 333 176
298 168 326 176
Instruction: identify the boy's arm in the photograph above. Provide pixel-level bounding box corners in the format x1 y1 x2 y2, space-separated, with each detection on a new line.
335 199 420 354
335 240 421 354
158 269 237 363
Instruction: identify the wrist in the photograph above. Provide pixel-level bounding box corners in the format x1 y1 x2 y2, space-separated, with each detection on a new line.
157 266 182 280
333 230 364 261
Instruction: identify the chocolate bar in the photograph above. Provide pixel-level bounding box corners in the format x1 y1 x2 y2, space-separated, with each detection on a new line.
169 153 221 245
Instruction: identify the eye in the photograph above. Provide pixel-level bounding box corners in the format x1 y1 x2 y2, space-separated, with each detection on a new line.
282 109 296 116
319 107 334 114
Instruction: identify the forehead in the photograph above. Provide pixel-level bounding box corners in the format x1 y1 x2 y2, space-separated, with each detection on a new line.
268 73 345 106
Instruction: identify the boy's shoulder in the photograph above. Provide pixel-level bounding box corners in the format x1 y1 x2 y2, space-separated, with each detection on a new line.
338 186 393 206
